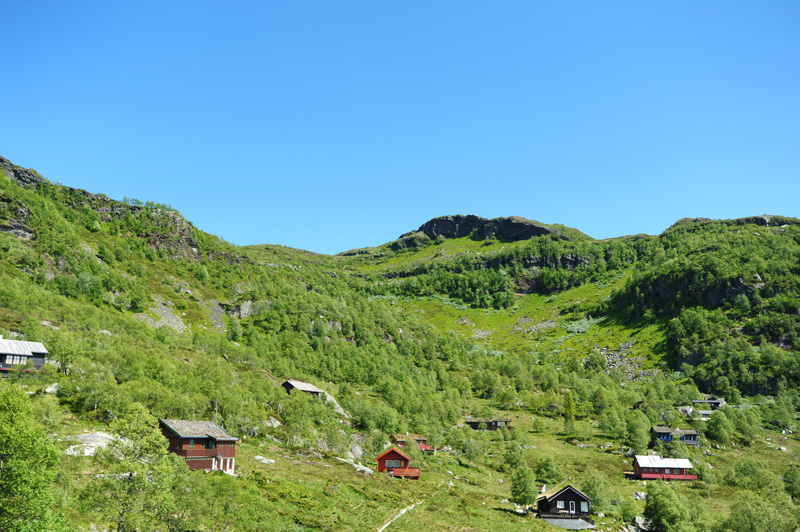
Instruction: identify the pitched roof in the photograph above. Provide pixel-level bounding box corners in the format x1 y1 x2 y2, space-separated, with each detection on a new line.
0 339 48 356
539 483 592 503
159 419 238 441
374 447 411 462
284 379 325 394
634 455 693 469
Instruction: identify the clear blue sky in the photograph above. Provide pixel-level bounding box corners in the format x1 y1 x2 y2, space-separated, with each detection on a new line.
3 2 799 254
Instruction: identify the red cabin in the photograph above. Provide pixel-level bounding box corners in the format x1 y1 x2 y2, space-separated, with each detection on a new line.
374 447 420 480
391 433 436 453
633 455 697 481
159 419 238 474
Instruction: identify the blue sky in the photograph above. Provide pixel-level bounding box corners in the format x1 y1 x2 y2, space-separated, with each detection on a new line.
3 2 799 254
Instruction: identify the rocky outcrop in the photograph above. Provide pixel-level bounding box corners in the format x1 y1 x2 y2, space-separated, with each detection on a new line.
0 156 45 188
390 231 431 251
404 215 565 243
0 192 35 239
665 215 799 236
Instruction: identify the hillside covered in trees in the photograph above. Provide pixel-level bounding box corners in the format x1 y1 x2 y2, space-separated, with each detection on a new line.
2 155 800 532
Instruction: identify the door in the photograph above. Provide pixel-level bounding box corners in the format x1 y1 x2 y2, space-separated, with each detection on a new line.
569 501 576 514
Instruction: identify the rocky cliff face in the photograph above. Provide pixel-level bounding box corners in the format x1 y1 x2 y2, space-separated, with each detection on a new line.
0 156 45 188
407 214 565 243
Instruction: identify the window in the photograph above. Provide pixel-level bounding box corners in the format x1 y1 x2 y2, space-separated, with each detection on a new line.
664 469 670 475
189 439 195 448
580 502 588 512
557 501 564 509
4 355 26 365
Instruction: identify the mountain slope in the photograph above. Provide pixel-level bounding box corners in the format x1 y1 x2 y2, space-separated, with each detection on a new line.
2 155 800 531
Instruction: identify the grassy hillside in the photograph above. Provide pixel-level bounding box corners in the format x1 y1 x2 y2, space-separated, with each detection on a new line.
1 156 800 532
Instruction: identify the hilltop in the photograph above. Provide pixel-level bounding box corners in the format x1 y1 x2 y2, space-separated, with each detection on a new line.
1 155 800 532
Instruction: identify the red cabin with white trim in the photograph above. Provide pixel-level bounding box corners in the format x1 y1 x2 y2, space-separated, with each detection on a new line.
633 455 697 481
374 447 420 479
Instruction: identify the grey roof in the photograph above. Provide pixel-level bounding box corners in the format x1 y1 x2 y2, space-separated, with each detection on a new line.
540 518 596 530
159 419 238 441
284 379 325 394
0 339 48 356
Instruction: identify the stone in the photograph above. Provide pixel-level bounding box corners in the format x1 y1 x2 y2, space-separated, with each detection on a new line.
254 456 275 465
633 492 647 501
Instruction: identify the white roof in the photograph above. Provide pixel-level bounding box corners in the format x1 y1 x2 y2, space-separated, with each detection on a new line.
285 379 324 394
635 455 693 469
0 339 48 356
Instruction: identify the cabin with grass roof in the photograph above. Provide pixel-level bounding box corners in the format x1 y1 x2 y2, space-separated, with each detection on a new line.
464 417 513 431
391 433 436 452
159 419 238 474
650 426 699 446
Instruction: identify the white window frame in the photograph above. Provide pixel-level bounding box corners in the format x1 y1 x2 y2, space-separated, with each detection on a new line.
580 501 588 512
557 500 564 509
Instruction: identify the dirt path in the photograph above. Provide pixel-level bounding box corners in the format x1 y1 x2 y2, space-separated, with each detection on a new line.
377 500 424 532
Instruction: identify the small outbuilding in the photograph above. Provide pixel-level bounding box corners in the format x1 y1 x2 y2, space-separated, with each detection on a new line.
537 484 594 529
282 379 325 399
633 455 697 481
159 419 238 474
0 337 47 372
374 447 420 480
464 417 513 431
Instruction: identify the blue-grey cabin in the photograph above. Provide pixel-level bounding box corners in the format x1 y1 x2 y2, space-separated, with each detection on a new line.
651 426 699 446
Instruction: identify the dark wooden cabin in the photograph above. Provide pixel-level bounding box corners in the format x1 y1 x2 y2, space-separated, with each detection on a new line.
464 417 513 431
159 419 238 474
537 484 592 519
633 455 697 481
0 337 47 373
374 447 420 480
651 426 699 446
282 378 325 399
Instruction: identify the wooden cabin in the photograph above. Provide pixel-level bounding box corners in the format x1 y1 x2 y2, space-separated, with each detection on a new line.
464 417 513 431
537 484 593 525
0 337 47 373
374 447 420 480
651 426 699 446
633 455 697 481
282 378 325 399
159 419 238 474
391 433 436 452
